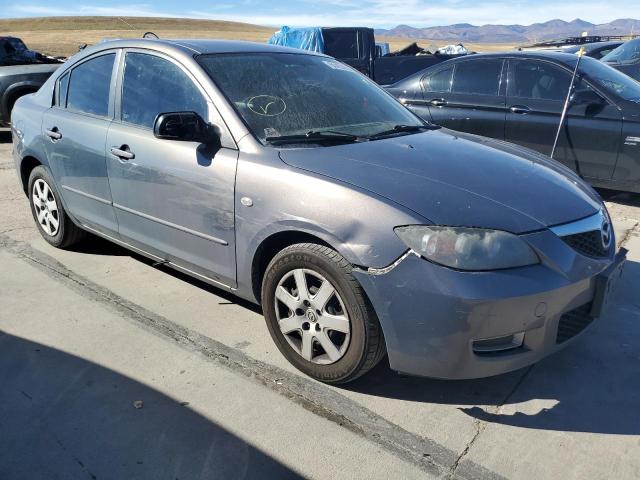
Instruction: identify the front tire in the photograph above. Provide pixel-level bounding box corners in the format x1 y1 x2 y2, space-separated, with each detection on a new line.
262 243 386 384
28 166 85 248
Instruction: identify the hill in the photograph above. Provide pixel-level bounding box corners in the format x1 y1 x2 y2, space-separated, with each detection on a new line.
376 18 640 43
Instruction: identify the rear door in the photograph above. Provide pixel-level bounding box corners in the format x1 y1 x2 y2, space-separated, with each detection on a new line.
42 51 119 235
420 58 506 138
505 58 622 179
106 50 238 287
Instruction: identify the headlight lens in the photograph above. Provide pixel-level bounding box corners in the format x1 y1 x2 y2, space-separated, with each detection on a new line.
394 226 539 271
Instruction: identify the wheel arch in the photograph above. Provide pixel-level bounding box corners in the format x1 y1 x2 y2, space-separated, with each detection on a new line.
250 230 337 304
19 155 44 195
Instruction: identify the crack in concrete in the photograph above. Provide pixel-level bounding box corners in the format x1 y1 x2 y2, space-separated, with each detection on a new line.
0 234 504 480
619 221 640 246
448 365 534 478
53 435 98 480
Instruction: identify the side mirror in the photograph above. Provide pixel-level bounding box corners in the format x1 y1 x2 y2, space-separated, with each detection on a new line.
153 112 219 144
570 89 604 106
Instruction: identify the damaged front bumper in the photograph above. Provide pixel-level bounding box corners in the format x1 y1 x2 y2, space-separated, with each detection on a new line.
352 229 625 379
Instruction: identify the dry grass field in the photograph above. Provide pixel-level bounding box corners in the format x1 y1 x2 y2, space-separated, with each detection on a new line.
0 16 516 57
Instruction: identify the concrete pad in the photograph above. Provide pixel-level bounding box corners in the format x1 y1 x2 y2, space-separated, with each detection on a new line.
0 251 428 480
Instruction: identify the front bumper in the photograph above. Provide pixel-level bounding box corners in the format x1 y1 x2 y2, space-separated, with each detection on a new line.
353 229 625 379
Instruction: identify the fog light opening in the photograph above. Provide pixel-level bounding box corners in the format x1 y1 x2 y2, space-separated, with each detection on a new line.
473 332 525 354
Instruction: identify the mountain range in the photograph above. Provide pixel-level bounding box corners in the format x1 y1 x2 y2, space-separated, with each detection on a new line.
375 18 640 44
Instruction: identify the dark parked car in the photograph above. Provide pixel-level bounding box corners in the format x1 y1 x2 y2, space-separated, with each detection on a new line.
560 41 623 60
12 40 624 383
0 36 63 126
388 52 640 193
602 38 640 82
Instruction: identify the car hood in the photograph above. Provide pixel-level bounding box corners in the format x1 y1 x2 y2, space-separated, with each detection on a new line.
278 129 602 234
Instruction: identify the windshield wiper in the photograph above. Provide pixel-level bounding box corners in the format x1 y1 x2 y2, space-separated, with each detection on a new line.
265 130 361 145
367 124 438 140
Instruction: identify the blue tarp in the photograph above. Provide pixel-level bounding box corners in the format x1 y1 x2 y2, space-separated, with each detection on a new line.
267 26 325 53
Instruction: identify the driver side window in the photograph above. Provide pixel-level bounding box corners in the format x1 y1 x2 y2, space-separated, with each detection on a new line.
508 60 571 101
121 52 208 128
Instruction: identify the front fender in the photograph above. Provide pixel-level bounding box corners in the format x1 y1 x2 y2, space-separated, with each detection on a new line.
233 150 425 302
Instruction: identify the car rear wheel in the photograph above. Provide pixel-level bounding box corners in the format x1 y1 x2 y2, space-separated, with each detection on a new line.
28 166 85 248
262 243 386 384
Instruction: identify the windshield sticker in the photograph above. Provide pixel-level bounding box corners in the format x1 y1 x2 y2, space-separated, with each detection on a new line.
247 95 286 116
322 59 352 71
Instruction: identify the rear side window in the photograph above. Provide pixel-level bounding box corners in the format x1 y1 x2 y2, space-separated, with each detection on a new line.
121 53 208 128
66 53 115 117
323 31 359 59
57 72 70 107
508 60 571 101
422 66 453 93
452 59 503 95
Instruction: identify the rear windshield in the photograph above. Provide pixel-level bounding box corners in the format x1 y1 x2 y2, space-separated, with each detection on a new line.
580 56 640 103
198 52 422 143
602 39 640 65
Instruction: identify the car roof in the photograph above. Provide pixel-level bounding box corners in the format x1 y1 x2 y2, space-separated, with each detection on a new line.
391 51 582 87
80 38 322 57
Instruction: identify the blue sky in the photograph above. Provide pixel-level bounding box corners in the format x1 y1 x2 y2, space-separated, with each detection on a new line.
2 1 638 28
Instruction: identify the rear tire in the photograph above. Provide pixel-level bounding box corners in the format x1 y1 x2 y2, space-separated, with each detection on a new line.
262 243 386 384
28 166 85 248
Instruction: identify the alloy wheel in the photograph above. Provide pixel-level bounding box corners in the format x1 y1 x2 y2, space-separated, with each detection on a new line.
274 268 351 364
32 178 60 236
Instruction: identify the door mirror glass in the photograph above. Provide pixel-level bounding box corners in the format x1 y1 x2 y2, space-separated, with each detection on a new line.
154 111 219 144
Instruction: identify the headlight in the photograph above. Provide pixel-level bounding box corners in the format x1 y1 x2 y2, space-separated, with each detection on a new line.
394 226 539 271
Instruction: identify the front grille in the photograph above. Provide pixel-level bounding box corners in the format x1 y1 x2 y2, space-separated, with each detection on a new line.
561 230 609 258
556 302 594 344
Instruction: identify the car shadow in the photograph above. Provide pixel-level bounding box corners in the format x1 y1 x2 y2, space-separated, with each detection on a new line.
0 129 11 144
0 331 302 479
344 259 640 436
67 233 262 313
598 188 640 207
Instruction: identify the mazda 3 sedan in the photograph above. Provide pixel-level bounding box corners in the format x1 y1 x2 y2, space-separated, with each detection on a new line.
388 52 640 193
12 39 626 383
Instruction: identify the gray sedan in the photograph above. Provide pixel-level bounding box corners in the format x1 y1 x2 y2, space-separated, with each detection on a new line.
11 39 625 383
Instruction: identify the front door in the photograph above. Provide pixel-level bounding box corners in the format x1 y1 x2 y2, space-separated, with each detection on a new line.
42 52 119 234
504 58 622 180
106 50 238 287
420 58 506 139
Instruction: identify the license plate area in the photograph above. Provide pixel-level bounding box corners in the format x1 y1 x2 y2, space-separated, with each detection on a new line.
590 247 627 317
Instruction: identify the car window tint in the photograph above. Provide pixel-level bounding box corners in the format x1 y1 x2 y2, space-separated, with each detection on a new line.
67 54 114 117
509 60 571 101
422 66 453 93
57 72 70 107
121 53 208 128
452 59 503 95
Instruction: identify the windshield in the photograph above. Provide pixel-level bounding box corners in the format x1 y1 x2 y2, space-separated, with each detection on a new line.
602 39 640 65
197 53 423 144
580 56 640 103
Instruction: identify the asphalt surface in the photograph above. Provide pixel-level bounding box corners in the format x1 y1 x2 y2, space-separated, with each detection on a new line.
1 127 639 480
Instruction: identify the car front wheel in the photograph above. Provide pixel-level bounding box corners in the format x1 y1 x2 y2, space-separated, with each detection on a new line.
262 243 386 384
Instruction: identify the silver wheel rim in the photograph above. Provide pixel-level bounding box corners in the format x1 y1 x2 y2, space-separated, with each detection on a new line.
274 268 351 365
32 179 60 237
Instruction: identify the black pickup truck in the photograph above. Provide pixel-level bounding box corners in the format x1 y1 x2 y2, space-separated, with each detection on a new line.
269 27 466 85
0 37 64 126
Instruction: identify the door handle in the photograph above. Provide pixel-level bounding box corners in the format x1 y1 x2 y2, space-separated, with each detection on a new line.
45 127 62 140
110 145 135 160
430 98 448 107
509 105 531 114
